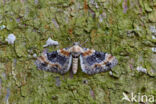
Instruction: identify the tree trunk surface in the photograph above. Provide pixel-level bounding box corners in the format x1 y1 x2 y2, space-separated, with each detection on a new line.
0 0 156 104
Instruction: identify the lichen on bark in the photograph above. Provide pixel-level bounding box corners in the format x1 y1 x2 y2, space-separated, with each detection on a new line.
0 0 155 104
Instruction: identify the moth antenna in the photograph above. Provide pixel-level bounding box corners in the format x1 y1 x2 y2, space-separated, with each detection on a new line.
80 39 88 46
68 37 71 41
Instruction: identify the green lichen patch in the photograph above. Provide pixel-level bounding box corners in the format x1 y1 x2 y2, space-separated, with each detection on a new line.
0 0 156 104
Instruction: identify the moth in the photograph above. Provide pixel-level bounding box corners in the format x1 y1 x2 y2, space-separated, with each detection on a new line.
35 42 118 75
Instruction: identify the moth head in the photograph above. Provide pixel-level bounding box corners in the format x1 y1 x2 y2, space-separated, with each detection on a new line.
73 42 80 46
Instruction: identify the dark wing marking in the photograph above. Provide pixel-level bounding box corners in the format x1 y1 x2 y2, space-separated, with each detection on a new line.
35 48 72 74
80 49 118 75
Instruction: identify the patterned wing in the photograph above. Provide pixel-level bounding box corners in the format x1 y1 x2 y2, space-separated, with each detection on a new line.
35 48 72 74
80 49 118 75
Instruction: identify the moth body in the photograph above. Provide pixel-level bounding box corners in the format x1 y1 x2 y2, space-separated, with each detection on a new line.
69 44 82 74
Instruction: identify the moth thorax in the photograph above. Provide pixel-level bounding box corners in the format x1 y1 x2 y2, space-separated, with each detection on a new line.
72 58 78 74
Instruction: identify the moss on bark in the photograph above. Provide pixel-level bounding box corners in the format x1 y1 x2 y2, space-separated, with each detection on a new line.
0 0 156 103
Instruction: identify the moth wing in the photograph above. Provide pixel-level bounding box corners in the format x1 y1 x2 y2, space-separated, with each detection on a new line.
35 48 72 74
80 49 118 75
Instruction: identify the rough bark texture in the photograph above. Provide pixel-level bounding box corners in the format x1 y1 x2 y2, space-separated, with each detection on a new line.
0 0 156 104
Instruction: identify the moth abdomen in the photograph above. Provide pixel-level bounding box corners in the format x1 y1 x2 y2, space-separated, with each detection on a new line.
72 58 78 74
